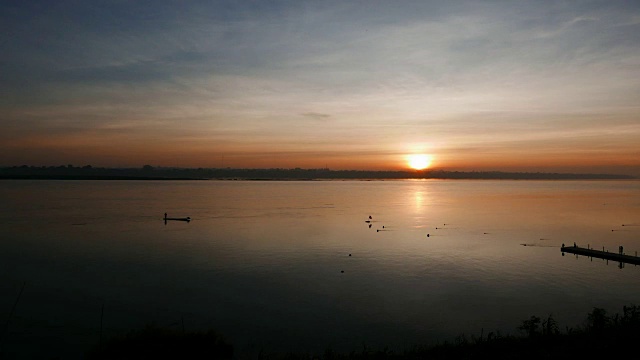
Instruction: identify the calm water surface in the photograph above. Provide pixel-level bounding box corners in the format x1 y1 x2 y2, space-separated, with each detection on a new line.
1 180 639 358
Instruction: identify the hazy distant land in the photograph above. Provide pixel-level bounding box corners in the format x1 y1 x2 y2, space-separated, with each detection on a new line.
0 165 634 180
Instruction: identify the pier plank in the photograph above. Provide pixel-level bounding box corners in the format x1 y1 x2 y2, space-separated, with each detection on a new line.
561 246 640 266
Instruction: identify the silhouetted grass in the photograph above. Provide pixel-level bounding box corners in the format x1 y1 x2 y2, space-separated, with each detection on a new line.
85 325 233 359
86 305 640 359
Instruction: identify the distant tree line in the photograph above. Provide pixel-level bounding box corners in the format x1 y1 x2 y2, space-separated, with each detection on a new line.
0 165 634 180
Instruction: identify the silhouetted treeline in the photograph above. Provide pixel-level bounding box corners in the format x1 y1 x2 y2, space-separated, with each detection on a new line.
0 165 634 180
83 304 640 359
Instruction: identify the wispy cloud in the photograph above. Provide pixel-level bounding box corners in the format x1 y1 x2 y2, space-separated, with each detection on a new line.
301 112 331 121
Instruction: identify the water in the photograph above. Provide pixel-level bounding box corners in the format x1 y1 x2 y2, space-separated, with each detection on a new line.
1 180 639 358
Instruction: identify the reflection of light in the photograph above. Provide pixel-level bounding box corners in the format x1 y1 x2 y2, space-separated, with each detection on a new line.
409 184 430 228
411 182 431 211
415 190 424 209
409 182 433 229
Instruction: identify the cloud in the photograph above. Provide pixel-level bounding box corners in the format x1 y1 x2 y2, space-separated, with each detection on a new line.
301 112 331 121
1 1 639 172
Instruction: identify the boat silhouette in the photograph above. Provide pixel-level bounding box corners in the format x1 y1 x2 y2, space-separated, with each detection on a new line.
164 213 191 222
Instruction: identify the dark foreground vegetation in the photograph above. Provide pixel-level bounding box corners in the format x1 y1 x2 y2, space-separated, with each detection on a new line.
86 305 640 359
85 326 233 360
1 164 634 180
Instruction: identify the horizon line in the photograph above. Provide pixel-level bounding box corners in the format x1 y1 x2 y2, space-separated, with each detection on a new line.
1 164 636 179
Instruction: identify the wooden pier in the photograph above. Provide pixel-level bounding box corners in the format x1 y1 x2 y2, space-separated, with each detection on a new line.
561 245 640 266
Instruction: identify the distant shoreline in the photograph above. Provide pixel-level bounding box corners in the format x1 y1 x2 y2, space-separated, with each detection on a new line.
0 174 201 180
0 167 635 181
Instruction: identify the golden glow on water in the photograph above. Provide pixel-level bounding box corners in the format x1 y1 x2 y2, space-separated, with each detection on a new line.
407 154 432 170
414 189 424 209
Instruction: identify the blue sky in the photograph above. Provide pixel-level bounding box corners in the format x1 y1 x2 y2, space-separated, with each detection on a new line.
2 1 639 174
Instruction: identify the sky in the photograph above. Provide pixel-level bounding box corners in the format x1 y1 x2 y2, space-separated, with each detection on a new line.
1 1 639 175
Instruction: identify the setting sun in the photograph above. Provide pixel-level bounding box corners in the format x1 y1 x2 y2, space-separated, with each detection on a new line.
407 154 432 170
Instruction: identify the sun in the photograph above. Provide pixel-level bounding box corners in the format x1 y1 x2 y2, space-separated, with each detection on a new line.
407 154 432 170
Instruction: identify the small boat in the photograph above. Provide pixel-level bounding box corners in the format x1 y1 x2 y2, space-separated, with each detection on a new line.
165 217 191 222
164 213 191 222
